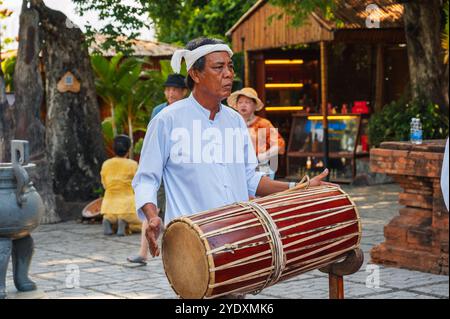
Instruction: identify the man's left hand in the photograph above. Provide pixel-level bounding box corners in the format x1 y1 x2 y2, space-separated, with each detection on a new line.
309 169 339 187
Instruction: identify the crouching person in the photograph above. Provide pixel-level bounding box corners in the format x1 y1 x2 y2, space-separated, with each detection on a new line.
101 135 142 236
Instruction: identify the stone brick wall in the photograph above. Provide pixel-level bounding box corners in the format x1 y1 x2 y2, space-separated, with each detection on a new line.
370 141 448 275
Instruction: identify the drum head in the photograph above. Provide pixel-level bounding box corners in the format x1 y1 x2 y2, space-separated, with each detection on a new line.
162 221 210 299
81 198 102 219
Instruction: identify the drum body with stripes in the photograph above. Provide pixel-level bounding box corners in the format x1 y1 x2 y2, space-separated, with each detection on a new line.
162 185 361 299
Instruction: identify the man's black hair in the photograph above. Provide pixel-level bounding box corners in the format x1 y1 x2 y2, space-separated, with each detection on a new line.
113 135 131 157
185 37 225 90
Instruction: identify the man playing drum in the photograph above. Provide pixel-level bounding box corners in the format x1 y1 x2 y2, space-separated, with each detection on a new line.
132 37 333 271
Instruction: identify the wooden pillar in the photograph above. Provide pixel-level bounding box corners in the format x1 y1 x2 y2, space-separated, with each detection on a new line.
320 41 329 178
254 53 266 105
329 274 344 299
319 249 364 300
375 44 385 112
240 37 250 87
244 50 250 87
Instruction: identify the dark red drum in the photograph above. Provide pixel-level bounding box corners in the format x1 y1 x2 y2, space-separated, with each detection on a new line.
162 185 361 298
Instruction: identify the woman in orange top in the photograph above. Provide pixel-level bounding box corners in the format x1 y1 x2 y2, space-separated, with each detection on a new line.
227 87 285 179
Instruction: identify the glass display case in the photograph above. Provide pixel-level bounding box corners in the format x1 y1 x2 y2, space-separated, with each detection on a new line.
286 114 369 183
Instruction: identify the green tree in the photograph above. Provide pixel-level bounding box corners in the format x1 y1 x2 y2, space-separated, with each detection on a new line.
91 52 125 136
368 93 449 147
74 0 257 46
146 0 258 44
72 0 148 54
268 0 337 26
91 53 165 158
0 55 15 92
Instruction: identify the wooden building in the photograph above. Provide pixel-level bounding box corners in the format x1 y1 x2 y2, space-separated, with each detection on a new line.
226 0 409 180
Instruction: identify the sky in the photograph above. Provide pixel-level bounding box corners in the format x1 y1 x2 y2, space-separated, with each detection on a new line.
1 0 155 51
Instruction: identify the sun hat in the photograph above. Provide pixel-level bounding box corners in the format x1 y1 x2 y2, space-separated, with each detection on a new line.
227 87 264 111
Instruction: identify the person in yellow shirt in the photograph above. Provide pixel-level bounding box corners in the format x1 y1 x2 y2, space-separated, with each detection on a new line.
101 135 142 236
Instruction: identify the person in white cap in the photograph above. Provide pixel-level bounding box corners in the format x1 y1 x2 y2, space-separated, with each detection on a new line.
132 37 334 262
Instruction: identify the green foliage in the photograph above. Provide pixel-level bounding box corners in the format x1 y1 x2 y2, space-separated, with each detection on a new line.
269 0 337 27
101 117 114 139
0 55 15 92
75 0 257 45
231 52 244 91
93 186 105 198
159 59 187 79
101 117 114 156
91 53 166 158
368 94 449 147
73 0 148 54
134 137 144 155
147 0 257 44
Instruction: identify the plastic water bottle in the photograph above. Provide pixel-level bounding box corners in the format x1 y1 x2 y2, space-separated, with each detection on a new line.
410 118 423 144
415 118 423 144
410 118 416 143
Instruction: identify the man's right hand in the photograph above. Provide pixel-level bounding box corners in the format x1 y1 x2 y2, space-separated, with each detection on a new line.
141 203 162 257
145 217 162 257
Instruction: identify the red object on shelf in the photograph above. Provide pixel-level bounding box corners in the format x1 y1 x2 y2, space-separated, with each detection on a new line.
327 102 333 113
341 104 348 114
361 135 368 152
352 101 369 114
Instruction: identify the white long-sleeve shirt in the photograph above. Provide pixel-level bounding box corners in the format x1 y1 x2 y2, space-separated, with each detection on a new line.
132 94 264 224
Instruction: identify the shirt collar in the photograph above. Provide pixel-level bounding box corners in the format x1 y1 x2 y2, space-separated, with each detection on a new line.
189 93 222 121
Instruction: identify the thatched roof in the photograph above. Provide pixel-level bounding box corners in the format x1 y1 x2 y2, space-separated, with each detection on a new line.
226 0 404 37
89 34 180 57
1 35 180 60
315 0 404 30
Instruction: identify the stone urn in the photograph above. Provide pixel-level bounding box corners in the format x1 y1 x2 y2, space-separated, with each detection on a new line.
0 140 44 298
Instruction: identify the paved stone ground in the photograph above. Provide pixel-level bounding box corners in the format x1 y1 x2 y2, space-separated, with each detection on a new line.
4 184 449 299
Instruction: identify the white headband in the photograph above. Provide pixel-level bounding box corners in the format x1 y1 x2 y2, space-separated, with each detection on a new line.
170 44 234 74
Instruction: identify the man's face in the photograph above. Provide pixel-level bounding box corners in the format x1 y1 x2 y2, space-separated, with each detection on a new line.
190 51 234 101
164 86 187 105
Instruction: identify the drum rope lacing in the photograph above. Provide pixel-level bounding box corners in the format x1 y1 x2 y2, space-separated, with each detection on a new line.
237 201 286 294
